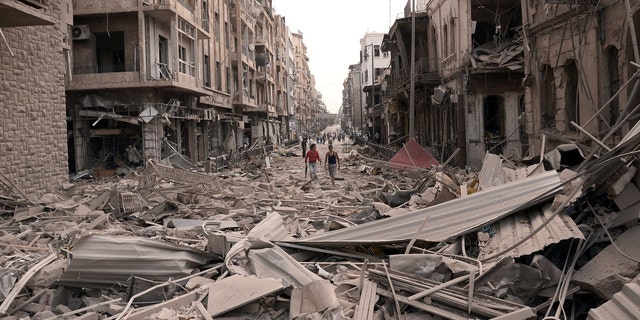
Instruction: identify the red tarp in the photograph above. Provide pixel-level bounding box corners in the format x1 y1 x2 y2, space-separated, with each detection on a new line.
388 138 439 169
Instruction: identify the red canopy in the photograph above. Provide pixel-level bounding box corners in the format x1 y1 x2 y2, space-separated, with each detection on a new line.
389 138 439 169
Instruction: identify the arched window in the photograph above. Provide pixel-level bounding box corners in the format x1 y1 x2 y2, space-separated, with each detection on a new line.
443 23 448 57
564 59 579 131
450 17 456 56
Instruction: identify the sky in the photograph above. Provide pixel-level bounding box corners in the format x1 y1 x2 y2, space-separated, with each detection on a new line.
272 0 408 114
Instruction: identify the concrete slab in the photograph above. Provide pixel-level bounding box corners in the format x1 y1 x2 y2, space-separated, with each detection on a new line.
574 225 640 299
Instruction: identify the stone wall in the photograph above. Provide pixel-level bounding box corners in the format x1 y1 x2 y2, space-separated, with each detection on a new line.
0 8 69 195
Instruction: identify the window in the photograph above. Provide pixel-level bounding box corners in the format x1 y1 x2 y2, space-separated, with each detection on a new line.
443 24 448 56
178 18 195 76
214 12 220 40
179 46 187 73
157 35 167 63
374 45 380 57
95 31 125 73
215 61 222 91
204 54 211 87
364 70 368 83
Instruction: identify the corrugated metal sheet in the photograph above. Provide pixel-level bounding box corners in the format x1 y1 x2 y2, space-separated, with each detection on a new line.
59 234 216 288
588 275 640 320
294 171 561 246
478 204 584 260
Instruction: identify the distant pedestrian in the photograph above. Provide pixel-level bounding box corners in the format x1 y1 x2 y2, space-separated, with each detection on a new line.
301 137 307 158
304 143 321 180
324 145 340 186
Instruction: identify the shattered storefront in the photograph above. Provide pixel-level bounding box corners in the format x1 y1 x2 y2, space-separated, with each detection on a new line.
68 94 224 175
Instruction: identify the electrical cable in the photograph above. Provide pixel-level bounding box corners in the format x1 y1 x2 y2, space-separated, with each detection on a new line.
587 199 640 264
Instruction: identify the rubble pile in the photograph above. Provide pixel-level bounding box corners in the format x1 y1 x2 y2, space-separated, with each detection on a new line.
0 132 639 319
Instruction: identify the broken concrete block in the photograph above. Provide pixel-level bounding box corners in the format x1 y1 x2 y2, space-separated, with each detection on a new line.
53 304 72 314
612 202 640 228
606 166 637 196
574 225 640 299
34 310 57 319
185 276 216 290
290 280 341 317
27 258 68 288
612 182 640 211
74 312 99 320
206 275 286 317
107 303 125 316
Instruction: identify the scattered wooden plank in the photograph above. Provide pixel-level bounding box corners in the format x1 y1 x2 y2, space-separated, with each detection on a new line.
354 280 377 320
0 253 57 315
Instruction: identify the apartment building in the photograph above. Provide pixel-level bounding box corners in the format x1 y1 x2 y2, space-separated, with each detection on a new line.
0 0 72 194
360 33 390 142
66 0 229 173
382 10 442 150
342 64 363 131
274 14 296 140
291 31 312 136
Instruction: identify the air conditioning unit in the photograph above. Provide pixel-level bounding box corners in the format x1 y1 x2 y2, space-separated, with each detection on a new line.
71 25 90 40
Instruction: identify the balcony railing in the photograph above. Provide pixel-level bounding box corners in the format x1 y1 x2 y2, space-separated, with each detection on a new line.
73 64 137 74
178 60 195 76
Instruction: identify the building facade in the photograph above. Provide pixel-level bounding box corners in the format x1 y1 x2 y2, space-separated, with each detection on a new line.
0 0 72 194
522 0 640 154
360 33 390 142
61 0 322 175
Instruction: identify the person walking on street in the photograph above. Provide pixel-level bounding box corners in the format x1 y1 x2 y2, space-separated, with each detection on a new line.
325 145 340 186
301 137 307 158
304 143 321 180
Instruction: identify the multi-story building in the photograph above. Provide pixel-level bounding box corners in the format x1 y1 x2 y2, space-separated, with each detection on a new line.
521 0 640 153
274 14 296 140
67 0 228 172
382 9 441 149
229 0 290 145
360 33 390 142
292 31 312 136
427 0 525 168
0 0 72 194
342 64 363 132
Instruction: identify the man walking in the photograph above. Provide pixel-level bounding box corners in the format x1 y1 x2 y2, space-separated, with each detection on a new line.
304 143 321 180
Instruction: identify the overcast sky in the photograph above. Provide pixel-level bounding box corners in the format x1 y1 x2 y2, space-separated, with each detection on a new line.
272 0 408 114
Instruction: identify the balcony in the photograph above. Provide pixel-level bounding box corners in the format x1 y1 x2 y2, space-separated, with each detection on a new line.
75 0 138 15
0 0 54 27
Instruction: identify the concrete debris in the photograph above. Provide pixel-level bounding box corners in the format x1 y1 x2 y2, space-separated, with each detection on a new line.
0 137 638 319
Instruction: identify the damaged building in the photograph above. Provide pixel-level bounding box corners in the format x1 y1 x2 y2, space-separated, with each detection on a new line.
346 0 640 171
427 0 526 168
0 0 72 194
62 0 317 177
66 0 234 173
521 0 640 158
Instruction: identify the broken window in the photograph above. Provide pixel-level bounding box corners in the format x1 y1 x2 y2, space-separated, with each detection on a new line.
540 64 555 127
95 32 125 73
178 18 196 76
606 46 620 128
214 12 220 39
565 60 579 131
443 24 448 56
204 54 211 87
215 61 222 91
450 17 456 55
484 95 505 153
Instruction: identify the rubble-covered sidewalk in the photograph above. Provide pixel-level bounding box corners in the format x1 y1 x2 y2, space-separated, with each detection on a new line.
1 130 640 320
